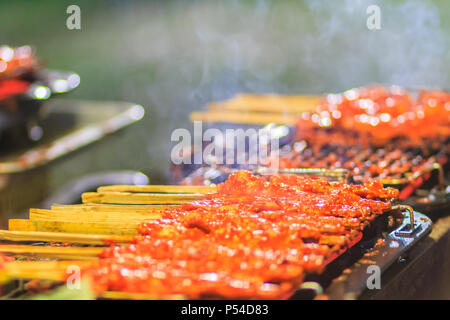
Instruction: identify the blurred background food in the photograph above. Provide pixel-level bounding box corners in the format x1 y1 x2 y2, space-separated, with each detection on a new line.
1 0 449 184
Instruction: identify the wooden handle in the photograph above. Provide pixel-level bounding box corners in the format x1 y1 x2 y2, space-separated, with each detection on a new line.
97 185 217 194
9 219 36 232
82 192 204 205
0 244 102 260
208 94 322 114
3 260 95 281
30 208 162 222
0 230 134 245
190 111 298 125
51 204 178 212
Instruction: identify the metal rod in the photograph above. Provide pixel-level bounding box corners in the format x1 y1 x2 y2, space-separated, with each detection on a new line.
256 167 349 181
391 204 415 231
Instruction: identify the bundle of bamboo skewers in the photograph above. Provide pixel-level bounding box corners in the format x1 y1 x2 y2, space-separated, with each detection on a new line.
0 167 351 296
190 93 321 125
1 168 350 280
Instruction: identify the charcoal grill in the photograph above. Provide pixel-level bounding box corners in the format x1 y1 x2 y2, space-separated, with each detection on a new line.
0 201 433 300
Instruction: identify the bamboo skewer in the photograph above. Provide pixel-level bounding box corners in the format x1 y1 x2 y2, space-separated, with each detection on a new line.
30 219 140 235
8 203 179 237
99 291 187 300
3 260 95 281
9 219 36 232
0 244 102 260
257 168 350 181
0 230 135 245
30 208 163 222
82 192 205 205
8 220 139 237
97 185 217 194
10 218 141 236
190 111 298 125
207 94 322 114
51 204 178 212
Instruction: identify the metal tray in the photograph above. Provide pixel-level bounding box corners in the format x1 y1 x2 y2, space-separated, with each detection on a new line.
0 99 145 174
291 209 432 299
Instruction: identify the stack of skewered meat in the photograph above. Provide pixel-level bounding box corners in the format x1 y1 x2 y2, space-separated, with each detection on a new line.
0 171 400 299
279 86 450 196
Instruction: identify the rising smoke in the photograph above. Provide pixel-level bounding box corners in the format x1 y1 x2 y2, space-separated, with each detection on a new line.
46 0 448 182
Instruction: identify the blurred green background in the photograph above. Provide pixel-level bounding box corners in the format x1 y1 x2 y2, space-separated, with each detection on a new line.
1 0 449 184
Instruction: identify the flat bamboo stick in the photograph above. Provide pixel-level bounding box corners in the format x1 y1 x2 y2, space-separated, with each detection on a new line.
15 212 140 235
30 216 154 226
51 204 178 213
99 291 187 300
190 111 298 125
9 219 37 232
30 219 139 235
4 260 95 281
11 213 144 235
97 185 217 194
7 269 64 282
257 168 349 181
6 260 94 270
0 230 135 245
82 192 204 205
0 244 102 260
30 208 162 222
208 94 321 114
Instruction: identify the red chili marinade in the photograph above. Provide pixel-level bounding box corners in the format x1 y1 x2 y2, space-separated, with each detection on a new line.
82 171 398 299
0 80 29 101
0 45 38 103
